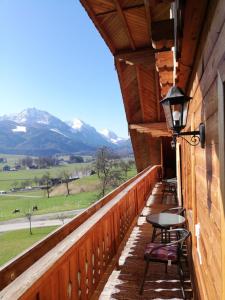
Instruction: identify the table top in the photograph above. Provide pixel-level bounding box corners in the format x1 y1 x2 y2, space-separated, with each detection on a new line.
146 213 185 227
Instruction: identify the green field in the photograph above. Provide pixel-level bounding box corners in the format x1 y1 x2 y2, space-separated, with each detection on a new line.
0 153 27 167
0 226 58 266
0 167 137 221
0 191 98 221
0 162 92 191
0 166 137 267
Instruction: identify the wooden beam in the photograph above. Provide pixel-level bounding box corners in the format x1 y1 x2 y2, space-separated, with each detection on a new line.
129 122 170 137
95 4 144 16
80 0 116 54
173 0 185 60
160 83 173 96
149 0 174 5
152 19 174 41
136 65 147 122
176 0 208 90
115 47 155 65
144 0 152 43
155 51 174 70
113 0 136 50
154 69 161 121
115 60 132 123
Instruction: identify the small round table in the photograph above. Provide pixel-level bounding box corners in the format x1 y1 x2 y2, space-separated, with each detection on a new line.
146 213 186 242
146 213 185 227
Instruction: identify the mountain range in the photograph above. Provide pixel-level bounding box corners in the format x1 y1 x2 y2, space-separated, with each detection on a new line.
0 108 132 156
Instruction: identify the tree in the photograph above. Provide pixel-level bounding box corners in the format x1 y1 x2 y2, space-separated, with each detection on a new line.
42 172 52 198
34 156 58 169
58 213 65 225
11 180 19 191
60 170 71 196
119 160 131 177
25 211 33 235
20 156 33 168
94 147 124 197
20 179 32 189
69 155 84 163
33 176 41 186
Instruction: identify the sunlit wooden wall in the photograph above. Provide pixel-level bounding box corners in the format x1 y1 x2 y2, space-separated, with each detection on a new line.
180 0 225 299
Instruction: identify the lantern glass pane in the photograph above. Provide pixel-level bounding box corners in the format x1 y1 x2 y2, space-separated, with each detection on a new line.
162 101 173 129
182 101 189 127
172 104 183 127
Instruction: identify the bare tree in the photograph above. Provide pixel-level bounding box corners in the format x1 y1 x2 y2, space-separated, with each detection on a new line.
42 172 52 198
58 213 65 225
119 160 131 177
25 211 33 235
60 170 71 196
95 147 124 197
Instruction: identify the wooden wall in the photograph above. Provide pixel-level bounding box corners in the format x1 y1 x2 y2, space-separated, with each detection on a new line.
180 0 225 298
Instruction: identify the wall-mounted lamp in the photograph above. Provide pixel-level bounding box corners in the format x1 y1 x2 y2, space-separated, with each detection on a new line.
160 86 205 148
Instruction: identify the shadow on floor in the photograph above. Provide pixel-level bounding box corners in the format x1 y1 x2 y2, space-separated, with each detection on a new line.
99 183 192 300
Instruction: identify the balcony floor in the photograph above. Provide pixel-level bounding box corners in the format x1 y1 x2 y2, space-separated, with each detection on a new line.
96 182 193 300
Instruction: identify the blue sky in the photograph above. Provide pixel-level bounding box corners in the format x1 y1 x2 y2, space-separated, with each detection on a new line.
0 1 128 138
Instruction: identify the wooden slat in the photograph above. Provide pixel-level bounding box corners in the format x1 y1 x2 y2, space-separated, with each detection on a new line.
176 0 208 90
115 47 155 65
154 69 161 121
95 3 144 16
136 65 147 122
113 0 136 50
80 0 116 54
129 122 170 137
144 0 152 42
217 69 225 300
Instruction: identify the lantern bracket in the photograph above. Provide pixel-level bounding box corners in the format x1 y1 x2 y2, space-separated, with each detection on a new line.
172 123 205 148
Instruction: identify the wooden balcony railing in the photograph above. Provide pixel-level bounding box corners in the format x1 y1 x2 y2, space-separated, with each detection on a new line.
0 165 161 300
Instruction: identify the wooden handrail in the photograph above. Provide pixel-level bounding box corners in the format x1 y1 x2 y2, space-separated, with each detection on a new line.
0 165 161 300
0 165 154 290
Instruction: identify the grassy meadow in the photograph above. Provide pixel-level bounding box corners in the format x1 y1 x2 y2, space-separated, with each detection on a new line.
0 167 137 221
0 226 58 266
0 160 137 266
0 162 92 191
0 191 98 221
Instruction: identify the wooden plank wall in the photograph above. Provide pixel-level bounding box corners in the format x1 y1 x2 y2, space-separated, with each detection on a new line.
181 0 225 299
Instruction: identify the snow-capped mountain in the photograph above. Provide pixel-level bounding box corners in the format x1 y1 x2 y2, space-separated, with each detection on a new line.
1 108 53 125
99 128 125 144
0 108 132 156
69 118 84 130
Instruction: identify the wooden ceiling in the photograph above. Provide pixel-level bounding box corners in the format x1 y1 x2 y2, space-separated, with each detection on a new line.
80 0 208 171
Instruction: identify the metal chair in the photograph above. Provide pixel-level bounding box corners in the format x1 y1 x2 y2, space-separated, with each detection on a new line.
162 179 177 204
162 206 186 216
140 228 191 299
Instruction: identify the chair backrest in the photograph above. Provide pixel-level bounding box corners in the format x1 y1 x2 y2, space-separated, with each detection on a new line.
169 228 190 253
162 206 186 216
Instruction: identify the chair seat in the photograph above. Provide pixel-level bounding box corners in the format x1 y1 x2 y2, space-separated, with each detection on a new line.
144 243 178 261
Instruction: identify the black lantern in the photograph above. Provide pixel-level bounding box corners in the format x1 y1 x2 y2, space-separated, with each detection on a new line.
160 86 205 148
160 86 191 133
